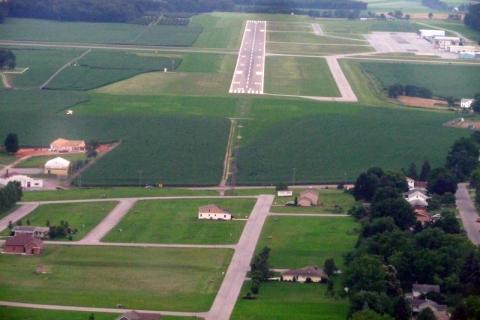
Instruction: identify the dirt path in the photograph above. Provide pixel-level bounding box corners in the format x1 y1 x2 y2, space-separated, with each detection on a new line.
78 198 136 244
0 203 39 232
219 119 237 192
0 301 206 318
40 48 91 89
206 195 274 320
1 72 12 89
455 183 480 246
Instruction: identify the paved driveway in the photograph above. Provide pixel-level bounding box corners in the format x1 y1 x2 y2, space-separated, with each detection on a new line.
455 183 480 246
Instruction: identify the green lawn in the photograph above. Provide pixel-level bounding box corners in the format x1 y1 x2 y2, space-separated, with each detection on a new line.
22 187 218 202
0 151 16 166
360 61 480 99
16 153 86 168
1 202 117 240
264 56 340 97
0 246 232 311
0 18 202 46
191 12 246 49
267 42 373 55
103 198 256 244
46 51 181 91
256 216 359 268
231 281 349 320
319 19 421 34
271 189 355 214
267 32 367 44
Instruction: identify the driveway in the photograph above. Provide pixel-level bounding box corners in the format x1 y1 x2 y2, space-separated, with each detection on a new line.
455 183 480 246
0 203 39 232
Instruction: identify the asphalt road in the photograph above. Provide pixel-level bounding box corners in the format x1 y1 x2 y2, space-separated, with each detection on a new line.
455 183 480 246
229 20 267 95
207 195 275 320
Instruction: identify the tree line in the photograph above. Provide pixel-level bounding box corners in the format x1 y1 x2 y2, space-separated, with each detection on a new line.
235 0 367 10
465 3 480 34
387 84 432 99
0 1 7 23
0 182 22 213
345 131 480 319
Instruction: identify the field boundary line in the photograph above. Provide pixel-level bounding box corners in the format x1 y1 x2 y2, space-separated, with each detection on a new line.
40 48 92 89
36 241 237 249
0 301 207 318
219 119 237 190
267 41 371 47
269 212 350 217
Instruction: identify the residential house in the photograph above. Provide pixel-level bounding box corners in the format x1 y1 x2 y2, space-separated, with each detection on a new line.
3 234 43 255
281 266 329 283
0 174 43 189
116 311 161 320
49 138 86 153
410 299 449 320
406 177 427 191
298 189 319 207
412 283 440 298
404 189 429 208
198 204 232 220
44 157 71 176
460 98 474 109
13 226 50 239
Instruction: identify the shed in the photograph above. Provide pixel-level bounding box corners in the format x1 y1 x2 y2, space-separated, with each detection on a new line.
198 204 232 220
281 266 329 283
44 157 71 176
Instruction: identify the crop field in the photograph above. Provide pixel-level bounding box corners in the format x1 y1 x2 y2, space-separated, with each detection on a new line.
256 216 359 268
0 152 16 166
97 53 235 97
360 62 480 99
0 18 202 46
0 202 117 240
264 56 340 97
22 187 218 202
9 48 83 88
271 189 355 214
266 42 373 55
0 246 232 311
46 51 180 91
103 198 256 244
363 0 432 12
232 282 349 320
16 153 86 168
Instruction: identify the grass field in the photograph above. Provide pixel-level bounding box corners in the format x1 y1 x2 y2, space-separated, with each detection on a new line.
16 153 86 168
9 48 83 88
271 189 355 214
103 198 256 244
266 42 373 55
191 13 247 49
256 216 359 268
319 19 421 35
231 281 349 320
22 187 218 202
363 0 433 13
0 202 117 240
267 32 367 44
360 61 480 99
0 18 202 46
0 246 232 311
0 152 16 166
265 56 340 97
0 308 117 320
47 51 181 91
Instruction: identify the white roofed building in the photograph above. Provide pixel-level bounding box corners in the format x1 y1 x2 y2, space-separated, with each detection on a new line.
461 98 474 109
419 29 445 39
44 157 71 176
0 175 43 189
198 204 232 220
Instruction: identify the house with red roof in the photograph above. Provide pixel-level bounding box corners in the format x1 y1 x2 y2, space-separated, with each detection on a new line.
3 234 43 255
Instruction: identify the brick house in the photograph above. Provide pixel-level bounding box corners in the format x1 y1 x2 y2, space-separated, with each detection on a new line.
3 234 44 255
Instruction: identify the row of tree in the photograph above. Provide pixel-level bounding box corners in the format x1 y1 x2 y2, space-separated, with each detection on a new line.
421 0 449 11
464 3 480 33
0 182 22 213
235 0 367 10
0 49 16 70
387 84 433 99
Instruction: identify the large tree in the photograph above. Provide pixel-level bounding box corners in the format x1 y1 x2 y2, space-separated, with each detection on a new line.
427 168 457 195
446 137 479 181
465 3 480 32
371 197 416 230
0 49 15 70
4 133 19 154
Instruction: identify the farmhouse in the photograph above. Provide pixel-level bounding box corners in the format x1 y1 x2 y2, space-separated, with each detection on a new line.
49 138 86 153
198 204 232 220
281 266 329 283
44 157 70 176
298 189 319 207
460 98 474 109
0 174 43 189
412 283 440 297
116 311 161 320
410 299 449 320
13 226 50 239
404 189 429 207
3 234 43 255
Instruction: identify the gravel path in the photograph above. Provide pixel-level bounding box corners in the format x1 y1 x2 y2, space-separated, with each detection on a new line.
455 183 480 246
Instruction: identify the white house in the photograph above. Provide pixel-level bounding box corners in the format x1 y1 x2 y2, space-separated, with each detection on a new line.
44 157 71 176
198 204 232 220
0 175 43 189
277 190 293 197
461 98 474 109
404 190 429 207
49 138 85 153
406 177 427 191
419 29 445 39
13 226 50 239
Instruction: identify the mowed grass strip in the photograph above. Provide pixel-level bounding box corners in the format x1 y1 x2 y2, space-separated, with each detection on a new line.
264 56 340 97
360 61 480 99
256 216 359 268
271 189 355 214
16 153 86 168
231 281 349 320
103 198 256 244
267 42 373 55
0 308 117 320
0 246 232 311
0 152 16 166
0 202 117 240
267 31 366 44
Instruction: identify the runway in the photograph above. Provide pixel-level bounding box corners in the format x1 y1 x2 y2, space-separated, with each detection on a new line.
229 20 266 95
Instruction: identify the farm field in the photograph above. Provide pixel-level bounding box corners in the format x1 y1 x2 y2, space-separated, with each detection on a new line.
360 61 480 99
0 18 202 46
0 202 117 240
231 281 349 320
9 48 83 88
0 246 232 311
271 189 355 214
16 153 86 168
0 308 117 320
256 216 358 268
21 187 218 202
46 51 181 91
363 0 432 13
103 198 256 244
265 56 340 97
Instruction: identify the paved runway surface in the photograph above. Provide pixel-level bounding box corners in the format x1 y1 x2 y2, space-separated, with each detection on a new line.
229 20 267 94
